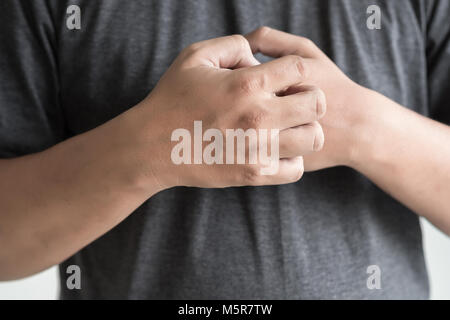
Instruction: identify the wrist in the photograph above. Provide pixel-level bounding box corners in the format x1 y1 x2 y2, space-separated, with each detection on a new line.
100 103 171 196
345 86 400 174
343 85 383 170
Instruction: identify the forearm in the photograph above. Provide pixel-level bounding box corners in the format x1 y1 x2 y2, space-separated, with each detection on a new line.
0 34 318 280
350 88 450 235
0 106 163 280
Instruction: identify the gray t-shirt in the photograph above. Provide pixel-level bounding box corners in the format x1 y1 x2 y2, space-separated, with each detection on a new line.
1 0 449 299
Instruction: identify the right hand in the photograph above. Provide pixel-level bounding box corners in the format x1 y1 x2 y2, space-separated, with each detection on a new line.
130 35 326 189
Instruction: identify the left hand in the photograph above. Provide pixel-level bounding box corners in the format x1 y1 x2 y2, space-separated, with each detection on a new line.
246 27 371 171
246 27 450 235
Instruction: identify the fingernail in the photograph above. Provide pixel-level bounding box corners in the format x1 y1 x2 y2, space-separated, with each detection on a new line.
313 129 324 151
316 90 326 119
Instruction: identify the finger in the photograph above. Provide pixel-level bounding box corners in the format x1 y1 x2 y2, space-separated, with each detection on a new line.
183 34 260 69
279 122 325 158
268 86 326 129
245 26 320 59
260 156 304 185
236 155 304 186
240 54 310 93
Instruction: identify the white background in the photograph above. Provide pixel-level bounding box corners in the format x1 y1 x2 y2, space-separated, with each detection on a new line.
0 218 449 300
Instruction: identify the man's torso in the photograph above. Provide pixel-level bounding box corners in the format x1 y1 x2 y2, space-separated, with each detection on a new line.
51 0 430 299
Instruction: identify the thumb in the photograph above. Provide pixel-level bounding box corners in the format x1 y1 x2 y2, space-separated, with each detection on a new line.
187 34 260 69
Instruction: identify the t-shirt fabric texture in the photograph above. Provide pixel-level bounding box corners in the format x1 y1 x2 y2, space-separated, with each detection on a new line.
0 0 449 299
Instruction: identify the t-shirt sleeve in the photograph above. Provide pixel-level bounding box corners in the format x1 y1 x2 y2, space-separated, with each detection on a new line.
426 0 450 125
0 0 66 158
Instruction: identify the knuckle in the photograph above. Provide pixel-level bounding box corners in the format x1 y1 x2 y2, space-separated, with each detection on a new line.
242 165 262 185
182 42 203 58
286 55 306 78
239 108 267 129
255 26 272 39
233 73 264 95
229 34 248 49
300 37 316 49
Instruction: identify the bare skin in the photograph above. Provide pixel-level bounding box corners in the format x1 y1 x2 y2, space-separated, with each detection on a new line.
1 26 449 281
0 35 325 280
246 27 450 235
